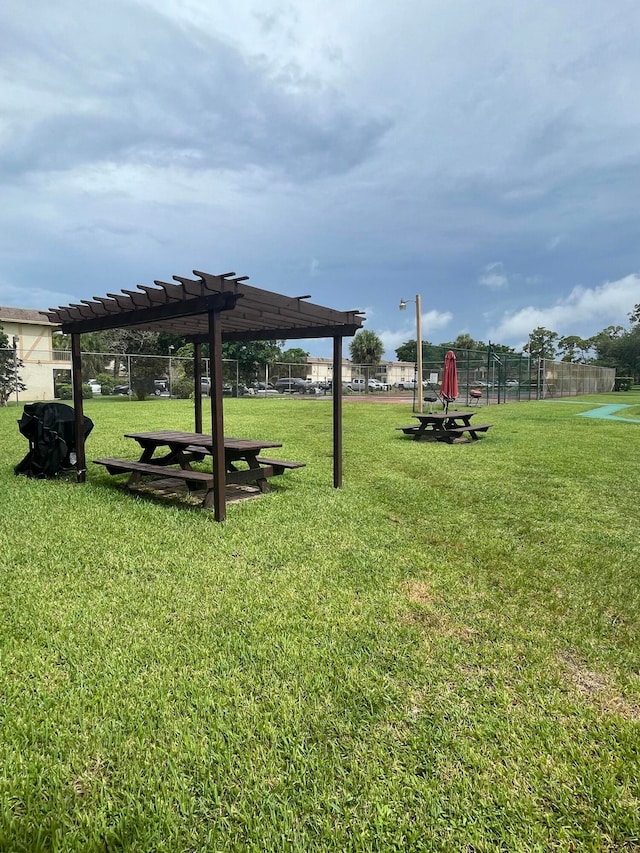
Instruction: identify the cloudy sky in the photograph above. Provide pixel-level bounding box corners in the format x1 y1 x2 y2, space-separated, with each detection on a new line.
1 0 639 358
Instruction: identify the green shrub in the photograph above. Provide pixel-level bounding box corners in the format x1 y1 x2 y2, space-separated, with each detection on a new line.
171 377 194 399
56 383 93 400
94 372 118 395
56 383 72 399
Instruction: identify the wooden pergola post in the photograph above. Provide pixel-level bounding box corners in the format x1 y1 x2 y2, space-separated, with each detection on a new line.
208 309 226 522
71 333 87 483
332 335 343 488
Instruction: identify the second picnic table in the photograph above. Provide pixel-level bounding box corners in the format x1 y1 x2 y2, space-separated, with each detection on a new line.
396 411 492 443
94 430 305 506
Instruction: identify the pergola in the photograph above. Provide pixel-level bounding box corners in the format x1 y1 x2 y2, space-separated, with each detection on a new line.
46 269 365 521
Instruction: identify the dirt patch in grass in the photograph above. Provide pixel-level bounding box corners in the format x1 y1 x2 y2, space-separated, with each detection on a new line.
406 686 431 720
403 580 433 605
400 580 478 641
559 651 640 721
72 756 112 798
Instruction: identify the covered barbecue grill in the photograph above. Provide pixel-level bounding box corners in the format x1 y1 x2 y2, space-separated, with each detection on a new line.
15 402 94 479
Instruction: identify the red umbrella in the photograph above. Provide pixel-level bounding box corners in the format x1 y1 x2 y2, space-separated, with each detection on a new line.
441 350 458 413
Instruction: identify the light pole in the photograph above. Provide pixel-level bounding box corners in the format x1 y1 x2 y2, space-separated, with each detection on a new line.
399 295 423 413
168 345 174 398
12 336 19 406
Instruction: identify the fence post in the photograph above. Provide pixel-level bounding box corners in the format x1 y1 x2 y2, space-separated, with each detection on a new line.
538 358 544 400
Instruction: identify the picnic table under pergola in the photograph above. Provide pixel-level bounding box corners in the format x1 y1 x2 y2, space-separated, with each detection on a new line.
46 269 364 521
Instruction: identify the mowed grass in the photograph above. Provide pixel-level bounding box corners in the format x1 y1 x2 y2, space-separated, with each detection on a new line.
1 394 639 852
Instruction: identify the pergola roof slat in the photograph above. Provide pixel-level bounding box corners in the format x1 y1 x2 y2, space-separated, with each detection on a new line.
68 303 97 320
153 280 188 301
121 289 152 308
171 276 206 298
50 307 75 323
137 285 170 304
93 297 122 313
106 293 136 311
79 300 111 317
66 306 87 320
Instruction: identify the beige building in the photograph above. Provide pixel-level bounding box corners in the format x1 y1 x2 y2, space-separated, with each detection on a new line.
306 356 420 387
0 307 66 401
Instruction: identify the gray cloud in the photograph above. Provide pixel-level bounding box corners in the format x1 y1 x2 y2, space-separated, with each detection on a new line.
0 0 391 182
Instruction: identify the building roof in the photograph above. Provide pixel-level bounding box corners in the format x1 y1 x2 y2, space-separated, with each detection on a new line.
0 306 56 326
46 269 365 342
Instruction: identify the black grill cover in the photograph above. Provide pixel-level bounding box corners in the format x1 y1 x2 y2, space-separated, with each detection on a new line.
14 402 94 479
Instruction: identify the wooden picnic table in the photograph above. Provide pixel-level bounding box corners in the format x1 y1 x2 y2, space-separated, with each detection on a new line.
396 411 492 443
94 430 304 507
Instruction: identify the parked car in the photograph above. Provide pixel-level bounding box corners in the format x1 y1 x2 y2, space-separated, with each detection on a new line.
154 379 169 396
223 383 250 397
397 379 417 391
248 382 279 397
303 382 327 395
87 379 102 395
368 379 389 391
346 377 390 392
274 377 309 393
198 379 235 396
112 384 130 395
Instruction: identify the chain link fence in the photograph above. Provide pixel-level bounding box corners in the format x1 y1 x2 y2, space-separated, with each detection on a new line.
539 359 615 397
30 346 615 404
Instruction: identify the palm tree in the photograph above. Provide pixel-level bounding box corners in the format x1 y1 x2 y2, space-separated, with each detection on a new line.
349 330 384 366
349 330 384 391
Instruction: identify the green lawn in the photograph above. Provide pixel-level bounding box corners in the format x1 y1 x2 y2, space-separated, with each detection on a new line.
1 394 639 852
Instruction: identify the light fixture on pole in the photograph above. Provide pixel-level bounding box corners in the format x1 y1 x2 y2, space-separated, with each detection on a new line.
168 345 174 398
399 296 423 413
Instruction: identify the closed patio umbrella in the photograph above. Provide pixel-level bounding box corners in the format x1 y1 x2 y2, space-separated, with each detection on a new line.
441 350 458 414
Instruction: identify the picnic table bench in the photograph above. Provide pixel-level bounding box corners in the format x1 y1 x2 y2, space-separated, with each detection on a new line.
255 457 306 475
94 430 305 507
396 411 492 443
181 446 304 474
